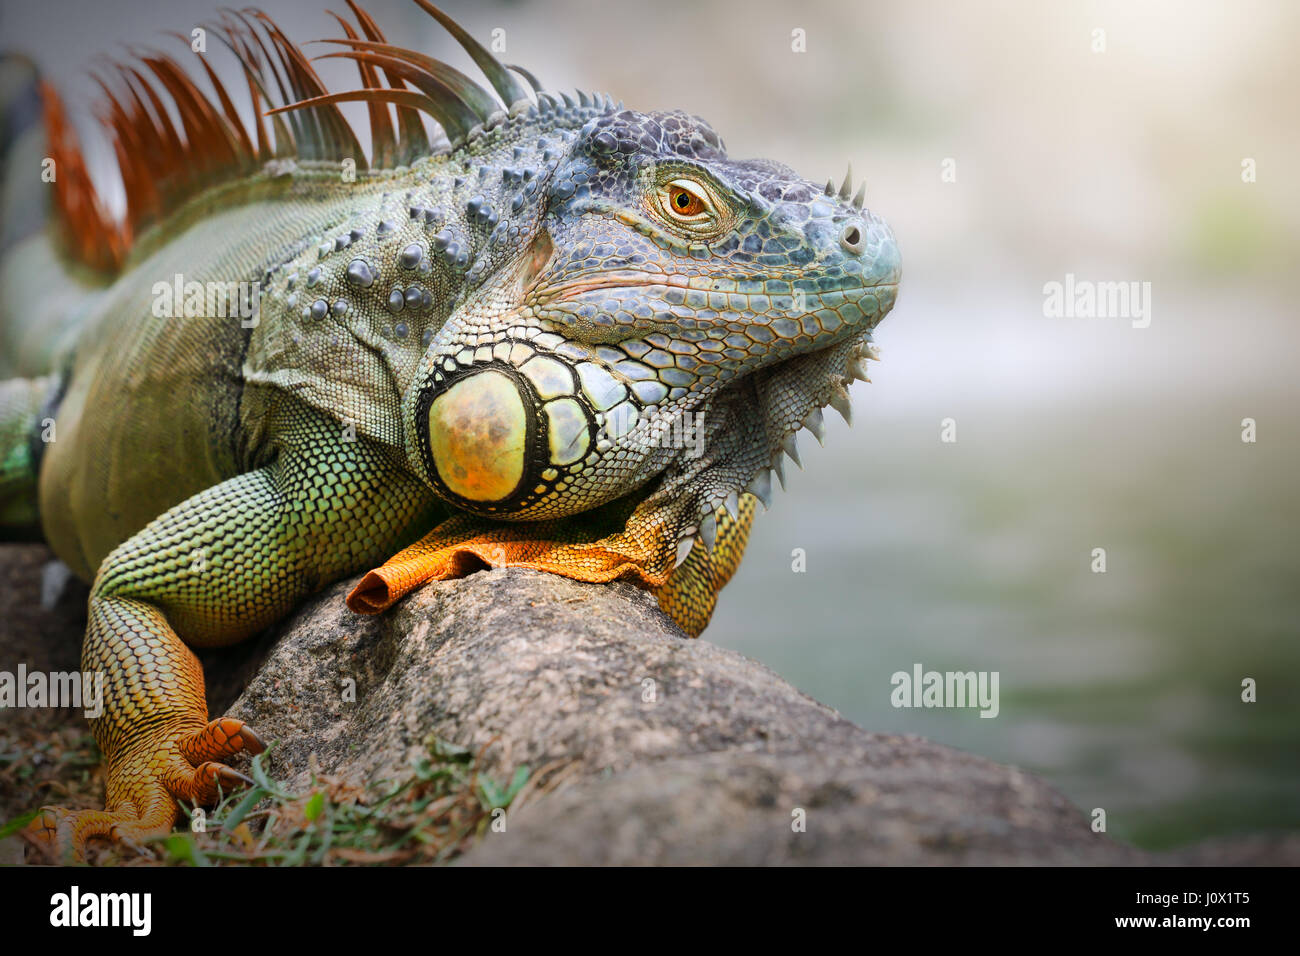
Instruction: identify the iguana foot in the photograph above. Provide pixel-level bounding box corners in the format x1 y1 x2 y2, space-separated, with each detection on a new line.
347 509 674 611
27 717 263 861
347 495 756 637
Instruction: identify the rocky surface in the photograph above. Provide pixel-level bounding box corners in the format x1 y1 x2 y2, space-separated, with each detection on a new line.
2 543 1296 865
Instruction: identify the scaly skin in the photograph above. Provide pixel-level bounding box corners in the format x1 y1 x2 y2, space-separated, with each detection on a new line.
0 2 899 859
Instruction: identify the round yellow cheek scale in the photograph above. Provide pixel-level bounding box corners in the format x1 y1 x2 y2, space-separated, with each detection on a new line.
426 370 527 503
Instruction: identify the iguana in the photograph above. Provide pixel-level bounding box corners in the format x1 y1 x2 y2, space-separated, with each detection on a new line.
0 0 899 858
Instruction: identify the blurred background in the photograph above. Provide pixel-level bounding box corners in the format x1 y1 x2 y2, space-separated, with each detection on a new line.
2 0 1297 849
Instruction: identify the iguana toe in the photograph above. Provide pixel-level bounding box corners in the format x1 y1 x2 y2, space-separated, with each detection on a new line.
27 717 262 862
178 717 266 764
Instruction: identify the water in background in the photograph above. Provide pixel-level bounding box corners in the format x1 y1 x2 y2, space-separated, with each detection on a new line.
708 316 1300 848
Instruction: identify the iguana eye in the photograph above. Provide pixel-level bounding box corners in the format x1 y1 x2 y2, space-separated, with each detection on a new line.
656 178 714 226
667 182 706 218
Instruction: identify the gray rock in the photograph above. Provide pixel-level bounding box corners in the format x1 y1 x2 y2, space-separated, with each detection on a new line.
224 566 1136 864
3 544 1296 865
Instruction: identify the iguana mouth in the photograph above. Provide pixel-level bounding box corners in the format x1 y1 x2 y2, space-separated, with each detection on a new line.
544 272 900 295
540 274 668 301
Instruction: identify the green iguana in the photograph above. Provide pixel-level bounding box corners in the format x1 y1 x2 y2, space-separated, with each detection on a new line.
0 0 899 858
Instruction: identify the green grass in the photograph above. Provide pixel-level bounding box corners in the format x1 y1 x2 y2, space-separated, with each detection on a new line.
8 735 539 866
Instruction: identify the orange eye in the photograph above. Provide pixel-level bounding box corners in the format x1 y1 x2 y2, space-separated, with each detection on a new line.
661 178 711 221
669 185 705 217
652 176 729 238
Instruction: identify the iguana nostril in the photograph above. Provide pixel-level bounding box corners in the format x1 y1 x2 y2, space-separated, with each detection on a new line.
840 223 865 254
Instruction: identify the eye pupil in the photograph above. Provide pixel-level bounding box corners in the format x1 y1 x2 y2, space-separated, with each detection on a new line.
675 191 690 208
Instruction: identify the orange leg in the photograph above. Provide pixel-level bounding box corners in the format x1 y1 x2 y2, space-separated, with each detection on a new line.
29 717 262 860
349 494 756 637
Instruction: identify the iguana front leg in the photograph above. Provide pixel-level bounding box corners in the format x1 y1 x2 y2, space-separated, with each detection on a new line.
347 489 757 637
29 409 437 859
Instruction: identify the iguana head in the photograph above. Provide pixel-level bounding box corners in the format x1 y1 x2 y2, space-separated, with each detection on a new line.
404 104 899 552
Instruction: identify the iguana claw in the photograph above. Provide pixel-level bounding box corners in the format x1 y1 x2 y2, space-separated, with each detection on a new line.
26 716 263 862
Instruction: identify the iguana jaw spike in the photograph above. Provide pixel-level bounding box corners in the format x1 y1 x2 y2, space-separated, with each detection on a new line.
772 454 787 489
829 385 853 425
782 433 803 468
723 489 740 520
746 469 773 509
698 512 717 554
803 407 826 445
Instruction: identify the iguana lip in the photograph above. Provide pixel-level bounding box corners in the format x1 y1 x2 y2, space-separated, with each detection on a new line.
541 274 899 303
536 274 674 302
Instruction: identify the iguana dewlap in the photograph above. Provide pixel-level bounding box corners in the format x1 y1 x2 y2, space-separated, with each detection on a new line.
0 1 899 859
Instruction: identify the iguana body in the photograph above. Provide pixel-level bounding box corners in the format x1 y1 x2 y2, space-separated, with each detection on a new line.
0 1 899 858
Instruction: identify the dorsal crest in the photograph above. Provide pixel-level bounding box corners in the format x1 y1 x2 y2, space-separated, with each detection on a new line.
40 1 613 273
